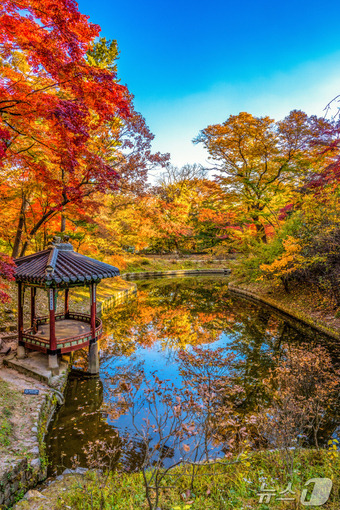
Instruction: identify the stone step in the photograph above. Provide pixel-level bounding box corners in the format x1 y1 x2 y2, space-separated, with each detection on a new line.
3 353 68 386
0 324 16 333
1 332 18 342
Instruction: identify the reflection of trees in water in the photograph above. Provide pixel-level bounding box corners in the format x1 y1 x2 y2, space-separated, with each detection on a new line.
101 277 339 434
47 278 339 474
46 376 119 474
102 278 234 352
101 277 335 383
103 277 328 357
46 371 153 474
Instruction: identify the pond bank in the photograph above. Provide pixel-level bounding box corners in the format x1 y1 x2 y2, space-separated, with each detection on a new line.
228 281 340 343
0 364 68 509
122 267 231 280
12 449 340 510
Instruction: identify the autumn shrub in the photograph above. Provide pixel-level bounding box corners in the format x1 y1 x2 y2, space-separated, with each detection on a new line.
234 237 288 283
106 254 128 270
101 369 232 510
259 236 306 291
207 242 234 259
252 343 340 474
177 346 248 460
235 202 340 304
0 253 16 303
91 348 256 510
140 258 152 266
233 213 304 283
257 208 340 302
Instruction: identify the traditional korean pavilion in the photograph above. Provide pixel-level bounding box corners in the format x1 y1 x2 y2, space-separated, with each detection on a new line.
14 236 120 374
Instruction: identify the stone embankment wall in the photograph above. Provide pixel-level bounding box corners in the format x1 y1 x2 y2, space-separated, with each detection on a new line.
0 373 68 509
228 283 340 341
122 268 231 280
98 283 137 313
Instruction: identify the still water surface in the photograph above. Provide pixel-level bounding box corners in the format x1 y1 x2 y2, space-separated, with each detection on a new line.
46 277 339 475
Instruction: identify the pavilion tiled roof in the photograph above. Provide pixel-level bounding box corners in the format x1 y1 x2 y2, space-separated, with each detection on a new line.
14 239 120 286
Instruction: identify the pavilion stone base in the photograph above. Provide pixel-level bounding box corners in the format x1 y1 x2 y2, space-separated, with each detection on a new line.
48 353 60 375
88 341 99 374
4 351 68 385
17 344 26 359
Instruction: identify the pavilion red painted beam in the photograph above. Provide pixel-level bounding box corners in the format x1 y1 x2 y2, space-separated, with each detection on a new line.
65 288 69 316
30 287 36 328
90 283 96 339
18 282 23 344
49 289 57 353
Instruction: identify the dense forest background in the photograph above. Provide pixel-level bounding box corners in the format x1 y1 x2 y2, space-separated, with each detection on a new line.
1 0 340 310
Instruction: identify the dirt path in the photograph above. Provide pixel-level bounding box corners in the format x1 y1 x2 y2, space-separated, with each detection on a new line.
0 359 49 477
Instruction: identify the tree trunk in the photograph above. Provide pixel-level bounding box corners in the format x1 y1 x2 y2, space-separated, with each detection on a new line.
61 213 66 232
12 191 28 258
280 275 290 293
43 224 47 249
252 213 267 243
19 204 68 256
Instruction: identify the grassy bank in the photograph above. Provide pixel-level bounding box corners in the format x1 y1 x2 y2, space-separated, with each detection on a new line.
0 380 14 451
123 255 229 274
228 274 340 341
0 375 44 475
14 449 340 509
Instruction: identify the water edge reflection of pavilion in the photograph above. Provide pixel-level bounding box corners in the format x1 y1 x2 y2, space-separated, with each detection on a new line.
14 237 120 374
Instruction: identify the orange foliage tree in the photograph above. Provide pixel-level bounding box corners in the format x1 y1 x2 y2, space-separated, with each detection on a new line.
0 4 168 259
194 111 333 242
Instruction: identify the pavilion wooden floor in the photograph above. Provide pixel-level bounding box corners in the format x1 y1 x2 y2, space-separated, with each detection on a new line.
33 320 91 340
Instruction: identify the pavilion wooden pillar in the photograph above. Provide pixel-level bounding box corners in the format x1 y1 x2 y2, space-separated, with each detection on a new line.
64 288 69 318
17 282 25 359
90 283 96 337
48 288 59 372
88 282 99 374
30 287 36 327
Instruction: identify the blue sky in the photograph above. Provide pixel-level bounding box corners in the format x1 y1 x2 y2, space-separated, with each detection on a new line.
78 0 340 171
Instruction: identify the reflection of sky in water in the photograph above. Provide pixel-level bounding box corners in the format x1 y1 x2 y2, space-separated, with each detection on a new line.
102 328 242 433
46 277 338 474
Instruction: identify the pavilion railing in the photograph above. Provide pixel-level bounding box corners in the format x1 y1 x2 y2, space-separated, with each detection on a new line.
22 313 102 353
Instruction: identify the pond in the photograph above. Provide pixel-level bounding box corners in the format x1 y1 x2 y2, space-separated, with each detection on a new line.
46 276 340 475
